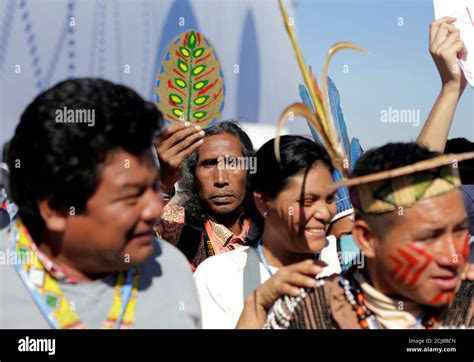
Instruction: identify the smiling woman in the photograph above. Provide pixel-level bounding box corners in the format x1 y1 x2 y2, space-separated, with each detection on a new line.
248 136 338 266
193 135 342 328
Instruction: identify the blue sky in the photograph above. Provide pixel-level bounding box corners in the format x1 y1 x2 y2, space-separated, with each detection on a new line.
295 0 473 149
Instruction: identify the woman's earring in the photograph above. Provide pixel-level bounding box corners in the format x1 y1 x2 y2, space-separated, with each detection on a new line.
263 211 268 218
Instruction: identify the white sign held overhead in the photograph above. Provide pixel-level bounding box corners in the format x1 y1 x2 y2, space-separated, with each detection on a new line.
433 0 474 86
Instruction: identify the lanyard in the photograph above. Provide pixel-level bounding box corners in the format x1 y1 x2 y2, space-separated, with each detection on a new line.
257 239 274 277
11 219 60 328
10 219 137 329
114 270 135 329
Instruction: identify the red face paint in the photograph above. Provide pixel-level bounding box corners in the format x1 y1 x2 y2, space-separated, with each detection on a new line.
388 242 433 287
462 233 469 263
406 244 432 286
431 291 454 305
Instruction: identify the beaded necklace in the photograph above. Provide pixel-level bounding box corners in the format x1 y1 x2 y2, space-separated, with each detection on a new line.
339 268 437 329
10 218 139 329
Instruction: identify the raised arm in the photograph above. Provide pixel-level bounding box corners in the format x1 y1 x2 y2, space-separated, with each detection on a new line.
417 17 468 153
155 123 205 196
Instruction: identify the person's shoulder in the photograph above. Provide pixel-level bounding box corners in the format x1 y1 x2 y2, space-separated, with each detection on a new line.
194 245 250 279
160 203 185 221
460 185 474 237
150 237 192 272
138 237 194 286
460 185 474 202
136 238 201 328
460 185 474 198
154 204 185 245
0 222 8 251
137 238 197 297
460 185 474 206
0 221 51 328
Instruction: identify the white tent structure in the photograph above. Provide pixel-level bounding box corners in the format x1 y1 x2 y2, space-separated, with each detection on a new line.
0 0 310 152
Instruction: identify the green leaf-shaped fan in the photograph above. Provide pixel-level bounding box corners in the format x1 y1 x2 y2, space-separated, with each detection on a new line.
155 30 225 128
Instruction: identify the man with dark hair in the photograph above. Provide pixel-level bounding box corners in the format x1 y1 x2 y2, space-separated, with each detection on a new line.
238 142 474 329
154 121 255 269
0 78 201 329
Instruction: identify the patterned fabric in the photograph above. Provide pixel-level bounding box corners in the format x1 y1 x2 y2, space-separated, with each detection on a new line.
154 203 250 267
204 218 249 254
154 204 186 245
12 219 139 329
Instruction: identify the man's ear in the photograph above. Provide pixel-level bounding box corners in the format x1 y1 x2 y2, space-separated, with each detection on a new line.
352 218 378 258
37 200 67 233
253 191 270 217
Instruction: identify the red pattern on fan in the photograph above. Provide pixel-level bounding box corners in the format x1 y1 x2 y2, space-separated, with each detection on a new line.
155 30 225 128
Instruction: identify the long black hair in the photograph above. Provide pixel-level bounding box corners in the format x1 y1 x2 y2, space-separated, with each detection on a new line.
247 135 334 243
178 120 254 224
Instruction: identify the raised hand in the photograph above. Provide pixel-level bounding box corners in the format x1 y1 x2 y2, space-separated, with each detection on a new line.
430 16 468 96
155 123 205 194
236 259 324 329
